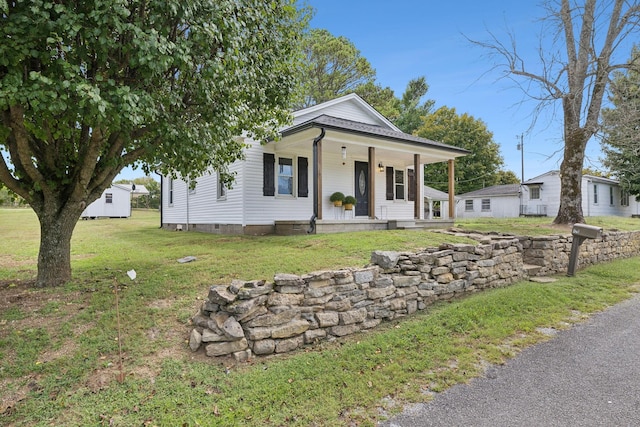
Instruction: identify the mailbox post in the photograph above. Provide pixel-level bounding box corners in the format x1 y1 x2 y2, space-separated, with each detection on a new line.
567 223 603 276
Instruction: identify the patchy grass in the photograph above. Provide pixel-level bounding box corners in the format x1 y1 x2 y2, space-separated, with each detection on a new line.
455 215 640 236
0 208 639 425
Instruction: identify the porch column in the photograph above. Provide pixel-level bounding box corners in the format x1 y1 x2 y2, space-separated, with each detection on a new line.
414 154 420 219
427 199 433 220
368 147 375 219
448 159 455 219
317 139 323 220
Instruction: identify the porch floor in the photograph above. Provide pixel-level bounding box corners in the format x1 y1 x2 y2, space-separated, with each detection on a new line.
274 218 454 235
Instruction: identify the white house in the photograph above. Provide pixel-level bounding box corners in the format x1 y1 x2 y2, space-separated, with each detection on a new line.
456 184 522 218
522 170 640 218
81 184 132 219
160 94 469 234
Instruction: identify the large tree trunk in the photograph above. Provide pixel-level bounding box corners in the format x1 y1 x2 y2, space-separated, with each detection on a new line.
554 127 588 225
34 204 83 287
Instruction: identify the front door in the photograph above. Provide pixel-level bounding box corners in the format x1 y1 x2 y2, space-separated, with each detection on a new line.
354 161 369 217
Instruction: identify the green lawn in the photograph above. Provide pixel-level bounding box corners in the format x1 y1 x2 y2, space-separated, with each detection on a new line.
1 208 639 426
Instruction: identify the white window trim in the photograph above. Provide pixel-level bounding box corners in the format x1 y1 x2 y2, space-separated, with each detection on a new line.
168 178 174 207
465 200 474 212
529 186 540 200
276 155 296 198
394 169 405 201
217 172 227 200
481 198 491 212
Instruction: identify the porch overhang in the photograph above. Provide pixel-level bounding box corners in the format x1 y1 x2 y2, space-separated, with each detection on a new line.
279 114 469 165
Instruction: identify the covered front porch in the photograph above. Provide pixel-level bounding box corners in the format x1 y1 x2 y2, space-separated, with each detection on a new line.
278 115 468 234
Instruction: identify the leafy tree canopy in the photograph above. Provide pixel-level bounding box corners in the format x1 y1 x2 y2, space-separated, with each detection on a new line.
601 47 640 200
416 106 508 194
495 170 521 185
0 0 308 286
297 28 375 108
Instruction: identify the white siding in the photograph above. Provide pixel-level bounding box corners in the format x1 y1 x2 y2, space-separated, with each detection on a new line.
456 195 521 218
522 171 561 217
521 171 639 218
82 185 131 218
293 98 392 128
243 140 314 224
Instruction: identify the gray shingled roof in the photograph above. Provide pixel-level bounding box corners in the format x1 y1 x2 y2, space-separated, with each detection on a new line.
281 115 469 155
458 184 521 198
424 185 452 200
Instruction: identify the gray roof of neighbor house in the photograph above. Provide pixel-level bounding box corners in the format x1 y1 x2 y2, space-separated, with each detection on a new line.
281 115 470 156
424 185 455 200
458 184 522 198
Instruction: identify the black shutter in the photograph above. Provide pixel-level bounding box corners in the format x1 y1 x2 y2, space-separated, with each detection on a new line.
263 153 275 196
408 169 416 202
386 167 394 200
297 157 308 197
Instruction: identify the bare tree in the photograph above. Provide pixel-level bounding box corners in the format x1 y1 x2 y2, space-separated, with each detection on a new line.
472 0 640 224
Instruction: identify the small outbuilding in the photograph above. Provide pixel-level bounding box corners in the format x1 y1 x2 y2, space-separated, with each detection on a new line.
81 184 132 219
456 184 522 218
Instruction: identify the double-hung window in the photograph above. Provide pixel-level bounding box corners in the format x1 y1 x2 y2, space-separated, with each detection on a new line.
465 200 474 211
609 187 614 205
529 186 540 200
386 167 407 201
217 173 226 200
168 178 174 205
621 190 630 207
262 154 308 198
277 157 294 196
481 198 491 211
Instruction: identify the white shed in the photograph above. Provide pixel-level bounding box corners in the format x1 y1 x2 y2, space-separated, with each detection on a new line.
81 184 132 219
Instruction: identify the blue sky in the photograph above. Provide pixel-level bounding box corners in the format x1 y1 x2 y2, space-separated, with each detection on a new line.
303 0 609 182
114 1 621 183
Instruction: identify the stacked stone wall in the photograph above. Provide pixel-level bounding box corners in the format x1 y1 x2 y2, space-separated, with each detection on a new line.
189 230 640 360
189 238 525 360
521 230 640 276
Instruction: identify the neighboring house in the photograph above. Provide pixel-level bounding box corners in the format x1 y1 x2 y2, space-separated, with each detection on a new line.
81 184 131 219
522 170 640 218
456 184 522 218
424 185 456 220
161 94 469 234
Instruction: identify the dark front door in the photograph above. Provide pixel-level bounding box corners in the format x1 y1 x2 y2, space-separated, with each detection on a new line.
354 161 369 217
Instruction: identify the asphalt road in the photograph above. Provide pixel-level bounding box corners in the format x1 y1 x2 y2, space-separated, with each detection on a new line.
381 294 640 427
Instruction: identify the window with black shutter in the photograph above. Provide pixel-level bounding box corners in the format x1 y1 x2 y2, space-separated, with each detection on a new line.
386 167 394 200
263 153 275 196
297 157 308 197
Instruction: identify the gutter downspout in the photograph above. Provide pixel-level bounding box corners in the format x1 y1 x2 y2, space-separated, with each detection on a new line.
308 127 325 234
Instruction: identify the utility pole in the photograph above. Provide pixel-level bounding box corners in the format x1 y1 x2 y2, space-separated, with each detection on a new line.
516 134 524 184
517 134 524 216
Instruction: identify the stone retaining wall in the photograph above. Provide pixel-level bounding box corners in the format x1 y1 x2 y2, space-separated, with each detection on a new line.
521 230 640 276
189 230 640 360
189 238 525 360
